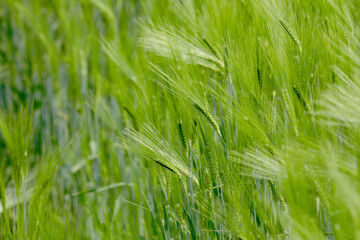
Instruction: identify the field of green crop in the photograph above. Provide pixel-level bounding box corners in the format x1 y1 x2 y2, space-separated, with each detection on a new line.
1 0 360 239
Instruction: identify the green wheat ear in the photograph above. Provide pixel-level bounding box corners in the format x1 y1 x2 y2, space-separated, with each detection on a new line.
277 17 302 53
282 88 299 137
201 37 221 60
193 103 222 138
177 120 188 152
175 204 185 226
271 90 277 132
293 85 312 113
204 168 213 199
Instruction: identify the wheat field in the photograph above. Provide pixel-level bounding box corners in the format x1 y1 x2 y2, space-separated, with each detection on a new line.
1 0 360 239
